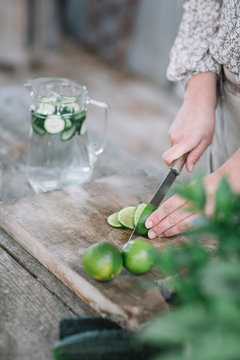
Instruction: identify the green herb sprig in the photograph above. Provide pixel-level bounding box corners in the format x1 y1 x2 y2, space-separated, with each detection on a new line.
139 176 240 360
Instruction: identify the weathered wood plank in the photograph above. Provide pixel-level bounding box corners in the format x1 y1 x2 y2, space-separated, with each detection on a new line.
0 172 186 330
0 228 95 316
0 245 73 360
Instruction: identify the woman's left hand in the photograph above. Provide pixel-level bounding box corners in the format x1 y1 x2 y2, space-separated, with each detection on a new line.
145 172 220 238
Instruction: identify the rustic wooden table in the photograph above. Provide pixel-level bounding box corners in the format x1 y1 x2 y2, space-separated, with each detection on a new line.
0 86 172 360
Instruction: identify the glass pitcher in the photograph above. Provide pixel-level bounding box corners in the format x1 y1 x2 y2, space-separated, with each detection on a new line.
24 77 109 193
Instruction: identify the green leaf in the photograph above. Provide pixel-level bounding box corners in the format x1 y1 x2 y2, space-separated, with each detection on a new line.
200 261 240 303
214 177 234 222
174 176 206 211
138 306 211 346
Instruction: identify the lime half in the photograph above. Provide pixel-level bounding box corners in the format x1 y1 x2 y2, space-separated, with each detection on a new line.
136 203 157 235
107 212 122 228
117 206 135 229
134 203 147 227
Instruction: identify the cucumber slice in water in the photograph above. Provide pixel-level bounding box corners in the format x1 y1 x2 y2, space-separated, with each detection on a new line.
61 124 77 141
36 103 55 115
79 120 87 135
44 115 65 134
32 121 46 135
59 106 71 115
72 103 81 113
73 110 86 122
64 118 73 129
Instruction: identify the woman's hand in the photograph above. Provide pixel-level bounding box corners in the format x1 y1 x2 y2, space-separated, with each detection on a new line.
164 72 217 172
145 172 221 238
145 148 240 238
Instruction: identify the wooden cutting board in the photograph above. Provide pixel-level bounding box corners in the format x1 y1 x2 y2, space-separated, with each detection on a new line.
0 171 186 330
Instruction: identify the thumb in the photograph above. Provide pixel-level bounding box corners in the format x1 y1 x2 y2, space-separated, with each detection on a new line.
162 143 188 166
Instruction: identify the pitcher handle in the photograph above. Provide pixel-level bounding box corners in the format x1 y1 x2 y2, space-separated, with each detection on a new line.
88 98 109 156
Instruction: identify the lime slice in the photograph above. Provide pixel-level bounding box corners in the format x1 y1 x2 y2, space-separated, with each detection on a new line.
107 212 122 228
44 115 65 134
117 206 135 229
134 203 147 227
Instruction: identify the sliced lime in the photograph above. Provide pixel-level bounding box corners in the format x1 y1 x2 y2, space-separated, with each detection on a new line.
117 206 135 229
44 115 65 134
107 212 122 228
134 203 147 227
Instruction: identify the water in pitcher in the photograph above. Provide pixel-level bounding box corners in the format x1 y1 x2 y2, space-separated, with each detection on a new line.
27 101 95 193
25 77 109 193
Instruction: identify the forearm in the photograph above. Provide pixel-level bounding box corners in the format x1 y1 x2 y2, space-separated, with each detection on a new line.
163 72 218 171
184 72 217 110
216 148 240 192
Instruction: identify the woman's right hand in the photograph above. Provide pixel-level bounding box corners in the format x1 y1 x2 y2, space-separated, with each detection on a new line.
163 72 217 172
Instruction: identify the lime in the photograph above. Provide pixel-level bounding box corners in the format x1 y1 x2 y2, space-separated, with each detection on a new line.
134 203 147 227
117 206 135 229
136 203 157 235
107 212 122 228
121 238 157 275
82 242 123 281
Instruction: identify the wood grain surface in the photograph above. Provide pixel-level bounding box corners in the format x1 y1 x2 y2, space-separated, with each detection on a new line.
0 171 187 330
0 239 73 360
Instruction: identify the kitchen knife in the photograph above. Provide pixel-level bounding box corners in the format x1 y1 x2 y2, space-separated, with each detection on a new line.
128 153 188 242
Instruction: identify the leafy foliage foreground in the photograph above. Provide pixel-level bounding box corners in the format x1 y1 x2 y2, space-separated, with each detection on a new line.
139 177 240 360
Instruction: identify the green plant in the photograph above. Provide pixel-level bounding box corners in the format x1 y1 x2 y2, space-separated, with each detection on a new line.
138 176 240 360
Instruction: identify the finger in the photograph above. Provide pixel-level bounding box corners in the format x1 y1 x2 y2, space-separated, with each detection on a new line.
148 205 197 239
162 214 199 237
204 194 215 217
186 139 209 172
163 143 189 166
145 195 187 229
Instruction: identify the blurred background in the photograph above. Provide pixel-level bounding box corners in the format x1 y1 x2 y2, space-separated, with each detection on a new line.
0 0 206 174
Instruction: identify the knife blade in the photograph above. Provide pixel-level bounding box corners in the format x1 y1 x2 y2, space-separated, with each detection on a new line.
128 153 187 242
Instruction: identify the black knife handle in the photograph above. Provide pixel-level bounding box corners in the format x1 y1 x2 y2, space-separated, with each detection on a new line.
169 153 188 176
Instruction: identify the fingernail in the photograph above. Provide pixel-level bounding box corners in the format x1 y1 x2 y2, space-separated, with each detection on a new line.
148 230 156 239
145 220 153 228
189 163 194 172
